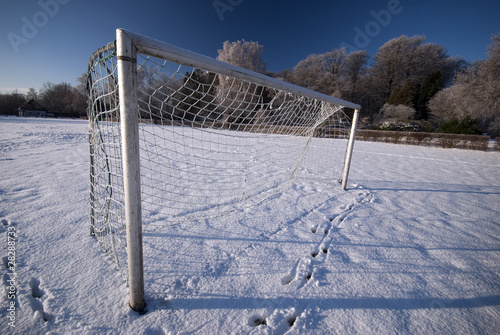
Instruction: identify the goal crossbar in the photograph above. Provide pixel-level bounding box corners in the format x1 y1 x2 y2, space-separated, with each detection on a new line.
120 29 361 111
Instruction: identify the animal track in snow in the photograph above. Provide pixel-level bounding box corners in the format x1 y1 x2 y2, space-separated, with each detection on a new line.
28 277 52 322
281 259 300 286
0 218 14 234
248 309 300 332
30 278 44 298
2 256 9 269
283 187 374 288
249 314 268 327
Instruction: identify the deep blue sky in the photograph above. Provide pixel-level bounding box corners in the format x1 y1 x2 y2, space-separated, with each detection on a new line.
1 0 499 94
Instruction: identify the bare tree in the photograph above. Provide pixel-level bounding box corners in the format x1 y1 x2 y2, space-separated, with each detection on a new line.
0 90 27 115
39 82 86 117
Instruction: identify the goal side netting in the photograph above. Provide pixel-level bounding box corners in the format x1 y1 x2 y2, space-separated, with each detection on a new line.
86 30 360 277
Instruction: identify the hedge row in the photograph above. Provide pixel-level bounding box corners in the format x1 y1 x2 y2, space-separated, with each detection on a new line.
355 130 494 151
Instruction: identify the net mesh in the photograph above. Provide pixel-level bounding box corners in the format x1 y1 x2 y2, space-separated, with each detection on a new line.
87 43 352 270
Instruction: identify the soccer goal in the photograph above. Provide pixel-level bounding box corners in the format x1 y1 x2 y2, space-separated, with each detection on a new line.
86 28 360 311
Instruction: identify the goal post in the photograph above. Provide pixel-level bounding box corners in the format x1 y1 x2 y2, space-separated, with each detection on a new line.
116 30 145 312
341 108 360 190
86 28 361 312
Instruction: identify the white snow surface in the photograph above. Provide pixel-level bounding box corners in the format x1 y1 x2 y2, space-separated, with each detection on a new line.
1 116 499 334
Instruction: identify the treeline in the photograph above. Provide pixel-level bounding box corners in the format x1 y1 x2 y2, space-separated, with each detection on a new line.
0 74 87 118
221 33 500 137
287 34 499 137
3 33 499 137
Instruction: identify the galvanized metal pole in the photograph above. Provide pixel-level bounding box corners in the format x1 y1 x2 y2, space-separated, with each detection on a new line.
116 29 145 312
341 109 360 190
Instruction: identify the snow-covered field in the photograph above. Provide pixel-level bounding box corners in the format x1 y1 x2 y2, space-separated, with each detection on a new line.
1 116 499 334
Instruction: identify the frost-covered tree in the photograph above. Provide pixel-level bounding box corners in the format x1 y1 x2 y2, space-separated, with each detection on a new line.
368 35 425 105
429 33 500 136
291 48 346 96
340 50 369 102
374 103 416 123
217 40 266 73
483 32 500 77
26 88 37 102
366 35 462 119
216 40 267 126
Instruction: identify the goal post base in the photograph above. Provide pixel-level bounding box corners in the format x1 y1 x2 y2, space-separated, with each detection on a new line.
130 301 147 314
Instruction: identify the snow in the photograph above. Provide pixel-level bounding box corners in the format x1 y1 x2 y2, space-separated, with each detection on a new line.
1 116 499 334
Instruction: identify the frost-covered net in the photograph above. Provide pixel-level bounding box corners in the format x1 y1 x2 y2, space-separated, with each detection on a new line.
86 43 353 270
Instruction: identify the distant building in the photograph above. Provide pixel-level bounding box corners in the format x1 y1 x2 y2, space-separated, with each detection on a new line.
18 109 57 118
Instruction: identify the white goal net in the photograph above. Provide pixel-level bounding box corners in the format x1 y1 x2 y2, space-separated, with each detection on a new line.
86 30 360 309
